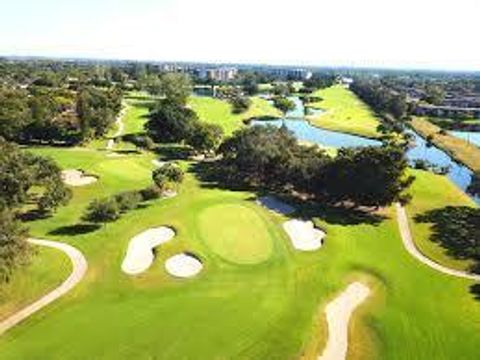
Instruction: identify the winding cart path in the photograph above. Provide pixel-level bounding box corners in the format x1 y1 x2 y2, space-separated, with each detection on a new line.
0 239 88 335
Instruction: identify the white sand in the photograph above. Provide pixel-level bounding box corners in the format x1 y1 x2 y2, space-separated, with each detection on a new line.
61 169 97 186
152 159 167 167
318 282 371 360
162 189 178 198
283 219 325 251
257 195 295 215
165 253 203 278
121 227 175 275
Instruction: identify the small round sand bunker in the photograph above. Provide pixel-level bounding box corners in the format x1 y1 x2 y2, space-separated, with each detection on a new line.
165 252 203 278
283 219 325 251
61 169 98 187
122 227 175 275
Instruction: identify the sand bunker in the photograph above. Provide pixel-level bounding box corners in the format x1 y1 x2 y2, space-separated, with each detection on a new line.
61 169 97 187
165 252 203 278
152 159 167 167
283 219 325 251
121 227 175 275
257 195 295 215
318 282 371 360
162 189 178 198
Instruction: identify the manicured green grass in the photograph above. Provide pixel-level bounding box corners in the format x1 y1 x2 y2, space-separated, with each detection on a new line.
411 117 480 172
198 203 274 264
189 96 281 135
0 246 71 321
2 143 480 359
122 102 149 136
406 169 477 271
307 85 381 138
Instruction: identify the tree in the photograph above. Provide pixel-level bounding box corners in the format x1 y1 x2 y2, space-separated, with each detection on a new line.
273 96 295 116
0 138 71 212
219 125 301 187
467 172 480 197
0 210 31 283
152 164 184 192
316 145 414 207
160 73 192 105
188 122 224 154
82 198 120 225
146 99 198 143
230 96 251 114
0 87 31 141
114 191 142 212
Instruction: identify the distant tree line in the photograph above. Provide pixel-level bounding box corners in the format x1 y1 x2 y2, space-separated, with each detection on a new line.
350 79 409 120
0 85 122 144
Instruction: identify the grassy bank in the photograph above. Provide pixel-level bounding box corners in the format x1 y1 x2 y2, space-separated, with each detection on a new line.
307 85 381 139
189 96 281 135
406 169 477 272
411 117 480 172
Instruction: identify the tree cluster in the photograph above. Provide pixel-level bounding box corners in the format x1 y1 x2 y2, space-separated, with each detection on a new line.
0 84 122 144
350 79 408 119
146 99 223 154
218 126 413 208
0 137 71 282
83 165 184 225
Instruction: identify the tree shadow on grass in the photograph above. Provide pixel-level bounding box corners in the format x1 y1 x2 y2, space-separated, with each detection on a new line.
154 144 192 161
414 206 480 274
17 209 50 222
469 284 480 301
190 160 253 192
48 224 101 236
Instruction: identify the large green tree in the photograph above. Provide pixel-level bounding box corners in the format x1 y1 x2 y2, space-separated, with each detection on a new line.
160 73 192 105
0 210 30 283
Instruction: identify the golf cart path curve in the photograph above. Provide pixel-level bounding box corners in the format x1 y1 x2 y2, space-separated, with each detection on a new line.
106 104 126 150
0 238 88 335
395 203 480 281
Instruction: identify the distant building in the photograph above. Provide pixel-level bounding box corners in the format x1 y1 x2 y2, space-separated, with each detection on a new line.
270 68 312 80
207 67 238 82
339 76 354 87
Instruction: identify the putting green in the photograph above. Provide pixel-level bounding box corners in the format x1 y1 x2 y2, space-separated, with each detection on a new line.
198 203 274 264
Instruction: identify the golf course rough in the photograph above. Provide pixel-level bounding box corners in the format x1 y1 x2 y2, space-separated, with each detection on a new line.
197 203 274 264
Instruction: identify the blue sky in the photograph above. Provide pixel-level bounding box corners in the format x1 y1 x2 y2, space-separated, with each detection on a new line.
1 0 479 71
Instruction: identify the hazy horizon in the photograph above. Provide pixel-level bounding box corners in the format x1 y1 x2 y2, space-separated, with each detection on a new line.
2 0 479 72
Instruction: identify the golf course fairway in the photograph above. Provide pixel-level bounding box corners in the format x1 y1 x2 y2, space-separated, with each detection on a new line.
1 100 480 360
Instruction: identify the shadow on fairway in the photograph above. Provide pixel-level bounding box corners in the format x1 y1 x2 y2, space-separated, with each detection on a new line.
191 160 257 192
154 144 192 161
470 284 480 301
415 206 480 274
48 224 101 236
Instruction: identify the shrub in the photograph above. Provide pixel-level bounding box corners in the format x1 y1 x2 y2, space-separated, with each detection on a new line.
114 191 142 213
83 198 120 224
139 186 163 201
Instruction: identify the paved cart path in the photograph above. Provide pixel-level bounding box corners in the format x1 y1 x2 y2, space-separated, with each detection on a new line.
0 239 88 335
395 203 480 281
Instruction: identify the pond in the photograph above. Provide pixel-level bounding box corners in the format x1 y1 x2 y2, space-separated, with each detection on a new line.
250 118 381 148
449 131 480 147
251 96 480 205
